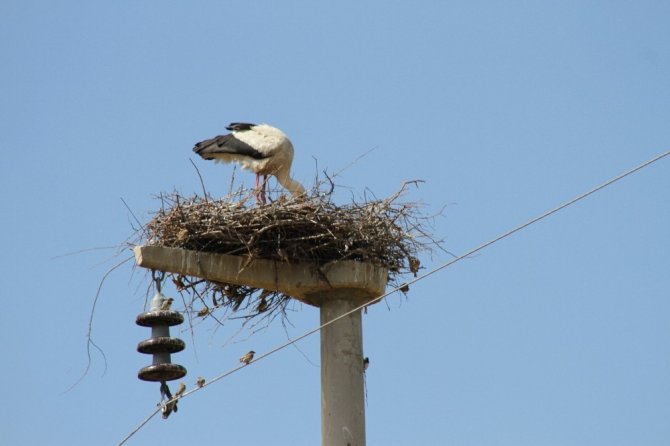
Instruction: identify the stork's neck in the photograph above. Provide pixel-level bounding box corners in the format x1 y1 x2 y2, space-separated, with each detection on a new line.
275 168 306 198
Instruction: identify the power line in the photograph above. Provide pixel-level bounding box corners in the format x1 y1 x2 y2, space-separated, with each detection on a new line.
118 149 669 445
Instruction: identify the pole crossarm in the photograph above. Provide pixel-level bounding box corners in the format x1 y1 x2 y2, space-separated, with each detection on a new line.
133 245 388 306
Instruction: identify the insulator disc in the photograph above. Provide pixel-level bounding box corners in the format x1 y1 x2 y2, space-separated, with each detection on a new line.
138 363 187 382
136 310 184 327
137 337 186 354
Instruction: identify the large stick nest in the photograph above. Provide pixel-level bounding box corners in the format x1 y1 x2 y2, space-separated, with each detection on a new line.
140 181 442 327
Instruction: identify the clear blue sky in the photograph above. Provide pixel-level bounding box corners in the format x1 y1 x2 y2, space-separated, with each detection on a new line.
2 1 669 445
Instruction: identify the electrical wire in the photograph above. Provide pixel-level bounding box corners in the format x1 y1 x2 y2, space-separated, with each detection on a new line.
118 149 669 445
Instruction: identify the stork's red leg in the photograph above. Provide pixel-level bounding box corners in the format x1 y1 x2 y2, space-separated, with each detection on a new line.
260 175 268 204
254 174 262 205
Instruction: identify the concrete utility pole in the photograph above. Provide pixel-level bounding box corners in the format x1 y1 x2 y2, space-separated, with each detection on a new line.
320 295 366 445
134 246 387 446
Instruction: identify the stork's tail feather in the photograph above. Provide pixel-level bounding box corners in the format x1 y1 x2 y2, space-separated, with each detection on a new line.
226 122 256 131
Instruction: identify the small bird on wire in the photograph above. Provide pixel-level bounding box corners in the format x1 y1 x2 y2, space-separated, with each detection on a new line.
161 398 178 419
409 256 421 277
193 123 306 204
174 382 186 398
240 350 255 365
196 376 206 388
159 297 174 311
161 382 185 420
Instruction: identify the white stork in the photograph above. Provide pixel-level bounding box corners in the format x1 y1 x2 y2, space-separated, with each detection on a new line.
193 123 306 204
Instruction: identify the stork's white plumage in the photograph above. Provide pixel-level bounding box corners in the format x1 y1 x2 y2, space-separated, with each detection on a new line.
193 123 305 204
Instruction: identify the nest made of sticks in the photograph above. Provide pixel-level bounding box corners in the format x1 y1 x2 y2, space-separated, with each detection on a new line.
140 181 443 327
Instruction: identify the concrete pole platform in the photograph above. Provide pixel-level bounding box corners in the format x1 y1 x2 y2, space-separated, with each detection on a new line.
134 245 387 306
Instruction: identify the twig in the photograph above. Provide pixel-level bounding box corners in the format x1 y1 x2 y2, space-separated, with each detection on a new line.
189 158 209 202
62 255 133 394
